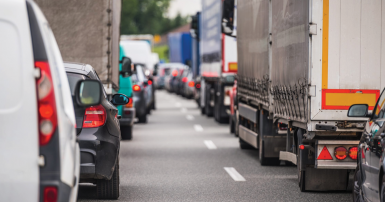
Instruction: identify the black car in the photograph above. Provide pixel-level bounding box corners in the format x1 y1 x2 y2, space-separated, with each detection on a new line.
348 90 385 201
64 62 129 199
132 64 153 123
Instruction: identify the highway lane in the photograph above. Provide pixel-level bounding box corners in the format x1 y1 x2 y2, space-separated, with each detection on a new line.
78 90 351 202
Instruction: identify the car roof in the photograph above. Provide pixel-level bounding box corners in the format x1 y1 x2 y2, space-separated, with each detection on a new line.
64 62 93 75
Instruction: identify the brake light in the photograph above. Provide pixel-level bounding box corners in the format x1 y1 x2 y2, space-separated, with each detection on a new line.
133 84 141 92
43 186 57 202
188 81 195 87
125 98 133 108
196 83 201 89
317 146 333 160
83 105 106 128
334 147 347 160
148 80 153 85
349 147 358 160
225 90 230 96
35 61 58 146
182 77 188 83
299 145 305 150
172 70 178 77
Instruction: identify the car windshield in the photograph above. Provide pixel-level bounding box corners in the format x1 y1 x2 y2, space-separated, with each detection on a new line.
66 73 87 95
131 65 146 82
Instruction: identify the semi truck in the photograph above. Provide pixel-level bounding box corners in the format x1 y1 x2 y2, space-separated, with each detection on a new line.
200 0 238 123
34 0 122 95
222 0 385 191
168 32 192 65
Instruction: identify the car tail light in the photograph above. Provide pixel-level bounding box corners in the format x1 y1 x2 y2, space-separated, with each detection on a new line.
317 146 333 160
182 77 188 83
188 81 195 87
196 83 201 89
349 147 358 160
299 145 305 150
225 90 230 96
334 147 347 160
125 98 133 108
172 70 178 77
83 105 106 128
133 84 141 92
43 186 57 202
35 61 58 146
148 80 153 85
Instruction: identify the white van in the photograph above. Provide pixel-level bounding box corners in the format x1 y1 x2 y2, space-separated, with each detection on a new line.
0 0 92 201
120 40 153 70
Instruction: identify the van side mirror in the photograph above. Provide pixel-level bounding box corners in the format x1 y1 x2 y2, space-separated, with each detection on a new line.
120 57 133 77
75 80 102 107
111 94 129 105
222 0 235 37
347 104 370 118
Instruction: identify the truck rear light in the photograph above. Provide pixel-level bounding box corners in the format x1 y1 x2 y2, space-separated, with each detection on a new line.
299 145 305 150
349 147 358 160
35 61 57 146
43 186 57 202
196 83 201 89
125 98 133 108
133 84 141 92
317 146 333 160
182 77 188 83
334 147 347 160
83 105 106 128
188 81 195 87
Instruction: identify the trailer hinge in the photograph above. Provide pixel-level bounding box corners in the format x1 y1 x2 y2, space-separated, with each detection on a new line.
309 24 317 35
308 85 316 97
269 34 272 45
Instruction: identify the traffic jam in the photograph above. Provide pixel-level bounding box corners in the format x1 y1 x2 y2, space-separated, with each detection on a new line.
1 0 385 201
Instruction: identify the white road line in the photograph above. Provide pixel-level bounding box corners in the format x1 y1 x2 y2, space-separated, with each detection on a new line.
194 124 203 132
175 102 181 107
181 108 187 113
224 167 246 181
186 115 195 120
204 140 217 149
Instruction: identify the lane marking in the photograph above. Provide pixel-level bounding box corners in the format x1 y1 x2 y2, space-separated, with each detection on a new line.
194 124 203 132
175 102 181 107
224 167 246 181
204 140 217 149
181 108 187 113
186 115 195 120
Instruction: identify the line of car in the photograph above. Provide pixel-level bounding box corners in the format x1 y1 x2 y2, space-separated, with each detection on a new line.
0 1 153 201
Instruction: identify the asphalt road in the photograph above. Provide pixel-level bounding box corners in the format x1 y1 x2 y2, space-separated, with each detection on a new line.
78 90 351 202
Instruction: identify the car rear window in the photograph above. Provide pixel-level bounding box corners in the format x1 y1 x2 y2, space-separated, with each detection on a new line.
66 73 87 95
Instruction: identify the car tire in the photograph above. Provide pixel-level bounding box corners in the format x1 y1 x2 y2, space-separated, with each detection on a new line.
138 114 147 123
97 160 119 199
121 125 132 140
230 117 235 134
353 167 365 202
152 101 156 110
201 107 205 115
239 138 254 150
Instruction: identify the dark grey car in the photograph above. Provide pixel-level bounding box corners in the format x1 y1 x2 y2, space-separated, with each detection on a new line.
132 64 153 123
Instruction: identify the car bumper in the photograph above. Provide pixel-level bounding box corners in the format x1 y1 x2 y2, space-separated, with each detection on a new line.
78 126 119 181
119 107 135 126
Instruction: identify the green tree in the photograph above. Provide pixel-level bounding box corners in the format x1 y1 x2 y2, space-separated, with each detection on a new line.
121 0 189 35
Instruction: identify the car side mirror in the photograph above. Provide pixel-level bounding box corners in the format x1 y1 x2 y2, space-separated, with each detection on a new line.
120 57 133 77
75 80 102 107
111 94 129 105
347 104 370 118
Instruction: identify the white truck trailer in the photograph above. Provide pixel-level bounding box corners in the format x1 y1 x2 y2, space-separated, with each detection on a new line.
34 0 122 94
200 0 238 123
223 0 385 191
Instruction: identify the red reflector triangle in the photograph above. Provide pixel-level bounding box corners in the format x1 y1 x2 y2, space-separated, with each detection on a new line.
317 146 333 160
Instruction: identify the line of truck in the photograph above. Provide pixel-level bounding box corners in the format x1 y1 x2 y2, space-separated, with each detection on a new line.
190 0 385 192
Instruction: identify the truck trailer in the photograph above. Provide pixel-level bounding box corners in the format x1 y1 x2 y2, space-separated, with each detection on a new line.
223 0 385 191
34 0 121 94
168 32 192 66
200 0 238 123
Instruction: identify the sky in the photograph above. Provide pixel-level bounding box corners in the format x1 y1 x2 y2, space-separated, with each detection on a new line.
168 0 202 18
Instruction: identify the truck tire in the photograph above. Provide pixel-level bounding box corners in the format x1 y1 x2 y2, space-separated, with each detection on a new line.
239 138 254 150
230 117 235 134
297 146 306 192
205 87 213 117
138 114 147 123
120 125 132 140
97 160 120 199
201 107 206 115
259 136 280 166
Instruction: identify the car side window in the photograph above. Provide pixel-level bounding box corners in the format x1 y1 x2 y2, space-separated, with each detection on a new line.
91 70 107 98
372 89 385 120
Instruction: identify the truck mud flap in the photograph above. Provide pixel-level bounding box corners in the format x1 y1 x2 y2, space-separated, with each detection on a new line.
239 125 258 148
239 103 258 123
304 168 349 191
279 151 297 165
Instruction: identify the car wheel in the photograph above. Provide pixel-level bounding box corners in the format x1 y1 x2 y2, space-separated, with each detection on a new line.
138 114 147 123
239 138 254 150
97 160 119 199
352 167 365 201
230 118 235 134
152 101 156 110
121 125 132 140
381 175 385 202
